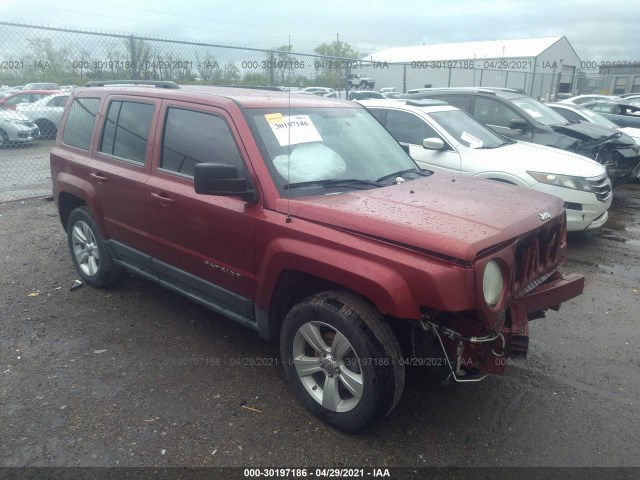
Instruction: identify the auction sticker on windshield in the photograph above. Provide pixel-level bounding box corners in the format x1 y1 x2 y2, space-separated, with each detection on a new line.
265 113 322 147
524 108 543 118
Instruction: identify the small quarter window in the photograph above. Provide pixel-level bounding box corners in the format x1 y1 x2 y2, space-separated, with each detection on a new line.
62 98 100 150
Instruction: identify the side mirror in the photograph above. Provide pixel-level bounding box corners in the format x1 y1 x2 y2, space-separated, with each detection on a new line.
508 119 529 131
193 163 257 203
423 137 445 150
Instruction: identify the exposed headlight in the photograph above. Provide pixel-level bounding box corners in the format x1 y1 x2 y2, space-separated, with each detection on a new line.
483 260 504 307
527 171 593 192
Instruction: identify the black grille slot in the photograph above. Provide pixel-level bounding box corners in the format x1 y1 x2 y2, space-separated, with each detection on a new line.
588 173 612 203
514 224 561 291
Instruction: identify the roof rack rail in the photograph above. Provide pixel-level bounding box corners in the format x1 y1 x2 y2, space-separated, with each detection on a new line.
406 87 499 95
85 80 180 89
218 85 284 92
405 99 449 107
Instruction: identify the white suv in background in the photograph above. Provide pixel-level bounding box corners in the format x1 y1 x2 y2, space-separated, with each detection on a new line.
359 99 612 231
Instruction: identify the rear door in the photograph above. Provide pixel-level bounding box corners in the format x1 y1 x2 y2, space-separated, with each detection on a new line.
86 96 158 254
144 101 259 317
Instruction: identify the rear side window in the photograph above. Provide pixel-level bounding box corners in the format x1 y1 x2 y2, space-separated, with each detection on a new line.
6 93 31 106
62 98 100 150
552 108 582 123
160 107 245 177
100 101 154 164
438 95 471 112
50 96 69 107
367 108 386 124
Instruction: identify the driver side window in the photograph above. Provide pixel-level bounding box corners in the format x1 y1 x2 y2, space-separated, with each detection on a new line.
161 107 247 178
385 109 439 145
474 97 523 128
591 103 615 114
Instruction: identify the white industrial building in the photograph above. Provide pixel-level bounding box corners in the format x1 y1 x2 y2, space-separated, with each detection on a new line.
358 36 581 100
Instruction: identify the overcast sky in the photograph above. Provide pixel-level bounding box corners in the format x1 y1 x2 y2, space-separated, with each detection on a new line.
1 0 638 61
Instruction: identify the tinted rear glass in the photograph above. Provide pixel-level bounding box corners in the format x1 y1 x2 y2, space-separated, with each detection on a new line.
62 98 100 150
100 101 154 164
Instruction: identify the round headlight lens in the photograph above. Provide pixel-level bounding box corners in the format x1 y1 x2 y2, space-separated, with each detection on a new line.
483 260 504 307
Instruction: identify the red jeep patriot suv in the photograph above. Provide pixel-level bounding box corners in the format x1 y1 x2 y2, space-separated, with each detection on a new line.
50 80 584 431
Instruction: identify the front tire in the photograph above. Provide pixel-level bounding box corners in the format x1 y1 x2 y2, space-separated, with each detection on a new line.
67 207 123 288
280 291 404 431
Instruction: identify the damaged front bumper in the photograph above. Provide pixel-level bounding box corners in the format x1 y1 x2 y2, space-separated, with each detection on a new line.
424 270 585 382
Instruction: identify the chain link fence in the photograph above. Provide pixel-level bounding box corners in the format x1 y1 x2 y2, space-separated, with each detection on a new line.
0 21 620 201
0 21 374 201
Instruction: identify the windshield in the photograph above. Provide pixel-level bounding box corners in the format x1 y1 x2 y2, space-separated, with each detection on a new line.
511 97 569 126
245 107 422 197
429 109 510 149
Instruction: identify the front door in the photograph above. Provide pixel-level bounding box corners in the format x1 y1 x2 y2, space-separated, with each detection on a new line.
379 108 461 173
472 97 533 141
145 102 259 318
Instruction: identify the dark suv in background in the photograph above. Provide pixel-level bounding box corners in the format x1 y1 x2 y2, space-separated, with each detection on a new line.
401 88 640 185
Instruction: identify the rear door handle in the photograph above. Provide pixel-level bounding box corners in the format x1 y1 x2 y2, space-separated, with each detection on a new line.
150 192 175 206
89 172 108 183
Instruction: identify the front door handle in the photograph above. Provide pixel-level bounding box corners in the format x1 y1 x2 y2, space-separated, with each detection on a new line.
150 192 175 206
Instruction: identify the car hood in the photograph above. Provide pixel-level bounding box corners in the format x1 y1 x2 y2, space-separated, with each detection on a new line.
461 141 605 180
551 121 636 147
0 109 31 121
276 174 564 262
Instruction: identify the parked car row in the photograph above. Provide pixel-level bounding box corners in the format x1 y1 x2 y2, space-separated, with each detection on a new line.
0 90 70 146
547 102 640 145
0 89 62 110
0 109 40 147
16 93 70 139
580 100 640 129
398 87 640 186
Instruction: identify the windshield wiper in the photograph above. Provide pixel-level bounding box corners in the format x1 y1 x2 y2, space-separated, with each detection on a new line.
284 178 383 190
375 168 430 183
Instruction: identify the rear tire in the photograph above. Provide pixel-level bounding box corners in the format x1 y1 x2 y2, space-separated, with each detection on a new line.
280 291 404 431
67 207 123 288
